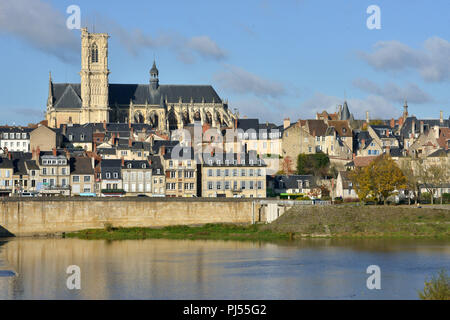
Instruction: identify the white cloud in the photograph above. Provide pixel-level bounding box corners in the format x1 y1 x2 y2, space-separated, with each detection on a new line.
214 65 286 98
359 37 450 82
352 79 432 104
96 17 226 64
0 0 79 62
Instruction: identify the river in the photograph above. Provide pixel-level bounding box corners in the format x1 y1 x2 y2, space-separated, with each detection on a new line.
0 238 448 300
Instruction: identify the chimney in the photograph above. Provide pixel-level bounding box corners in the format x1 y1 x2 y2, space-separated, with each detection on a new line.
366 111 370 124
338 105 342 116
161 145 166 156
390 118 395 128
352 153 356 160
129 121 131 129
283 118 291 129
361 139 365 147
420 121 424 134
411 120 416 137
237 152 241 164
386 129 390 137
8 152 11 160
62 124 67 135
434 126 440 140
103 120 107 130
35 146 40 161
121 157 125 167
234 118 238 129
440 111 444 124
128 138 132 147
148 159 152 166
52 147 57 156
94 143 97 153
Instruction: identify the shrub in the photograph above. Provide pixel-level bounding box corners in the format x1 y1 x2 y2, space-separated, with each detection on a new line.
104 223 114 232
419 270 450 300
296 196 311 201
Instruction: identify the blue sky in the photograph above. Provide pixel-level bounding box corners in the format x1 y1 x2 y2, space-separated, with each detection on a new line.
0 0 449 125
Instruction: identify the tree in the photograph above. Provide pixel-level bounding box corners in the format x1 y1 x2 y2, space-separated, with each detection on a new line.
419 270 450 300
296 153 330 177
400 159 420 205
280 156 295 175
416 160 449 205
350 155 407 204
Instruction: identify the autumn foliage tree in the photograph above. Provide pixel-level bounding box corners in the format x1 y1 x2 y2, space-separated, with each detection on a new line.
350 155 407 204
280 156 295 175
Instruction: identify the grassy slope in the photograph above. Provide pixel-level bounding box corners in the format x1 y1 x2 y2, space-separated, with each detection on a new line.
66 205 450 240
263 205 450 238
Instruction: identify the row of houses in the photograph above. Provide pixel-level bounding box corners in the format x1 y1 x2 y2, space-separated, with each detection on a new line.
0 146 269 198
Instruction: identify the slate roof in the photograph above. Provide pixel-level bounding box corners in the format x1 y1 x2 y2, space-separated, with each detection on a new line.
51 84 82 109
97 148 116 155
151 140 180 154
0 158 13 169
400 116 450 140
100 159 122 179
64 124 93 143
122 160 152 170
427 149 449 157
70 157 94 175
201 150 265 166
340 101 351 120
149 155 164 175
51 82 222 109
25 160 40 170
163 146 194 160
272 175 317 189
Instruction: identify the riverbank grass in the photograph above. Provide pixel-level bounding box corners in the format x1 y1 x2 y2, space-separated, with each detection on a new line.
66 223 290 241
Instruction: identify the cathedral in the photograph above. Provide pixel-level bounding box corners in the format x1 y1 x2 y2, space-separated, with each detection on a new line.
46 28 236 131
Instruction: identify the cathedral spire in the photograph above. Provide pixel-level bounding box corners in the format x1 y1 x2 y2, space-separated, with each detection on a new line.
150 60 159 90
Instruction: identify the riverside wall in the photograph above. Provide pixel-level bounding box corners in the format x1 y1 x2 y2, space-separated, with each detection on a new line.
0 198 266 236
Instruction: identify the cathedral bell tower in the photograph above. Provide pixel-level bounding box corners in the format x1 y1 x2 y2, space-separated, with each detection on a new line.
80 28 110 124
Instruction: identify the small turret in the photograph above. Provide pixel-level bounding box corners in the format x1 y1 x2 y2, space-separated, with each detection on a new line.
150 60 159 90
47 71 53 108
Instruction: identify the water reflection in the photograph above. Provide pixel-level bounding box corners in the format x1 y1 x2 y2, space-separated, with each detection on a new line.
0 238 448 300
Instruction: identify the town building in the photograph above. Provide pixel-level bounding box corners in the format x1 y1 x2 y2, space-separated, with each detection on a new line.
200 150 267 198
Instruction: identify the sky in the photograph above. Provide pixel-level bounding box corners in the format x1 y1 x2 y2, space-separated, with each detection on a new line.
0 0 449 125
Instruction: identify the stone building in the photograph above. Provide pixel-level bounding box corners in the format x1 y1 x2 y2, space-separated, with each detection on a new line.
46 28 236 131
200 150 267 198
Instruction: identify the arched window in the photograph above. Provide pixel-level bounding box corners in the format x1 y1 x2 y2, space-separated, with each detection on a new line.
91 43 98 63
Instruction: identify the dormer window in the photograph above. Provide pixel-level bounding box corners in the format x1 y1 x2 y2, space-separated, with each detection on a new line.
142 164 146 169
91 43 99 63
127 163 132 169
80 134 85 141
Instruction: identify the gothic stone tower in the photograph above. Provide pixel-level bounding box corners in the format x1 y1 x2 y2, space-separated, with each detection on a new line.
80 28 110 123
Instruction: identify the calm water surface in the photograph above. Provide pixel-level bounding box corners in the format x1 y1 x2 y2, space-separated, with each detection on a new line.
0 237 449 299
